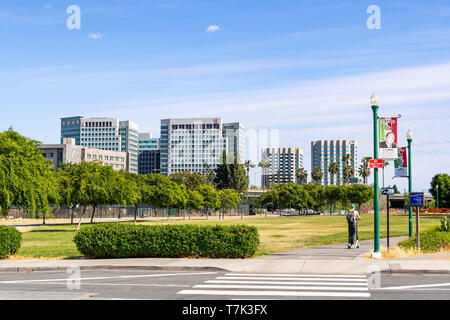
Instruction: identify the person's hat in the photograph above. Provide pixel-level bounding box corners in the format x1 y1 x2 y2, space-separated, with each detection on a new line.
351 204 356 208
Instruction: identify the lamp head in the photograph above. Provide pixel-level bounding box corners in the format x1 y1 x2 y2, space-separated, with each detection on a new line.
370 93 379 106
406 129 413 141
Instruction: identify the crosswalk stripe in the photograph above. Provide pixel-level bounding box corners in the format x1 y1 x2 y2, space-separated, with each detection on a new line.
177 289 371 298
176 273 371 299
216 276 367 282
205 280 368 286
193 284 369 291
225 273 367 278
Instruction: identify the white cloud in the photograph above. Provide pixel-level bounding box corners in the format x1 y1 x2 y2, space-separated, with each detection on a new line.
87 33 104 40
205 25 220 33
43 3 54 9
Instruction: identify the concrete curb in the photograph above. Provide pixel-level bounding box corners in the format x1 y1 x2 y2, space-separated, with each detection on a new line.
0 265 228 273
1 264 450 276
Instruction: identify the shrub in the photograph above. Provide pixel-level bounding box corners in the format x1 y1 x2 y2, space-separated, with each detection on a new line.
73 223 260 259
0 226 22 259
439 216 450 232
398 226 450 252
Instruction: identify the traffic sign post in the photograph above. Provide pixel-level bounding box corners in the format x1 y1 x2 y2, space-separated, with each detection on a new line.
381 187 395 249
369 159 384 169
410 192 424 253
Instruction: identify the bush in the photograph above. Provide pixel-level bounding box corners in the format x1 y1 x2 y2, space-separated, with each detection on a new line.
0 226 22 259
73 223 260 259
398 226 450 252
440 216 450 232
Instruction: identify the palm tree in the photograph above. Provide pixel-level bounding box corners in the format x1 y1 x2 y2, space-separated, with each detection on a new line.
341 154 355 185
258 159 271 191
296 168 308 185
358 157 371 185
244 160 255 178
328 163 340 186
311 167 323 184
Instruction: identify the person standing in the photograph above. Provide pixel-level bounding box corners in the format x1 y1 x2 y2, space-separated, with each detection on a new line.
347 204 361 249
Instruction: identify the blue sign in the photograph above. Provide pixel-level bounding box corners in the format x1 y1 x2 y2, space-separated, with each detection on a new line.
410 193 424 207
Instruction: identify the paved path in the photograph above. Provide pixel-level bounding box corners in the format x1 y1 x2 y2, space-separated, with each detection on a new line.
257 237 407 261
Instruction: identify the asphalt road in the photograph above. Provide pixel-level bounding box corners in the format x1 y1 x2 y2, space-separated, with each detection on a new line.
0 270 449 300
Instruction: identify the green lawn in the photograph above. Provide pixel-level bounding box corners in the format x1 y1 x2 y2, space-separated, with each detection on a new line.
14 213 446 259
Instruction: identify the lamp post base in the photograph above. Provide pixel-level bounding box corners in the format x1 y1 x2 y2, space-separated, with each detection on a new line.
371 251 382 259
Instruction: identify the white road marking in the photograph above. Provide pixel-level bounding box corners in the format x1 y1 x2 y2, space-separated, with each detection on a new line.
225 273 367 278
206 280 368 286
0 272 217 284
378 282 450 290
216 276 367 282
177 289 371 298
177 273 371 299
194 284 369 291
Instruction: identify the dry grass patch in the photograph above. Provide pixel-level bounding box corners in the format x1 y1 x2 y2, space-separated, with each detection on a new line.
365 245 450 259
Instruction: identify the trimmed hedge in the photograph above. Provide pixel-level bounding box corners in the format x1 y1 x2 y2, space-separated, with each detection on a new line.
0 226 22 259
398 226 450 252
73 223 260 259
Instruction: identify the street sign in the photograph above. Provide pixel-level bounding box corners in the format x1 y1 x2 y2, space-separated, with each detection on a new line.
410 192 424 207
369 159 384 168
381 187 395 195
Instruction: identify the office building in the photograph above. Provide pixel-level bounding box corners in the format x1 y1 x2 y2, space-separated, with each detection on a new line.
40 138 128 172
160 118 244 176
138 133 160 174
311 140 358 186
261 148 304 188
119 120 139 174
60 116 139 174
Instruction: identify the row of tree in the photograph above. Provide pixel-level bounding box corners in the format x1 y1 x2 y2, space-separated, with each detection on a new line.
257 182 374 214
0 130 242 224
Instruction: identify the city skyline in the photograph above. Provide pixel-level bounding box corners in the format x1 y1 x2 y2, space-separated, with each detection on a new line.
1 1 449 192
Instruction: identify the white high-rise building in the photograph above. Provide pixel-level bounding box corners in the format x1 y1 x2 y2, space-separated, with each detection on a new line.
160 118 245 176
261 148 304 188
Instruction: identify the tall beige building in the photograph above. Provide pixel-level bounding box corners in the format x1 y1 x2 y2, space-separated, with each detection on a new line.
311 140 357 186
261 148 304 188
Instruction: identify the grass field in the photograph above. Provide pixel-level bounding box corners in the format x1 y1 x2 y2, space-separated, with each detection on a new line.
13 213 446 259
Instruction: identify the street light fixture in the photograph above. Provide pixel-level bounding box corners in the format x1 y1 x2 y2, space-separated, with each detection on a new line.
371 93 381 258
407 129 413 237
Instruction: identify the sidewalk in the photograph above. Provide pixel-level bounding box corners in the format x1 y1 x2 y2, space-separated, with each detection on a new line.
1 238 449 275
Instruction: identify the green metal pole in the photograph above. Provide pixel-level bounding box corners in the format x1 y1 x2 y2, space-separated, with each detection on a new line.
437 185 439 210
408 138 413 237
372 104 381 257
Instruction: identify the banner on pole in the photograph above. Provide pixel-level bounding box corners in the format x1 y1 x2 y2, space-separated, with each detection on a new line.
394 147 408 177
379 117 398 160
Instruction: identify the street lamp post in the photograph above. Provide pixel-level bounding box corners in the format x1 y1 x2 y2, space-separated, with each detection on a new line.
437 185 439 210
371 93 381 258
407 130 413 237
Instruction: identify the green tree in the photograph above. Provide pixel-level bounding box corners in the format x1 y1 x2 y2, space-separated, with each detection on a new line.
303 183 325 212
0 129 58 219
347 184 374 211
198 185 220 215
186 189 204 211
296 168 308 185
116 171 142 222
230 156 249 196
170 171 210 191
219 189 241 211
328 163 340 186
342 154 355 185
358 157 371 185
311 167 323 184
214 151 232 190
258 159 271 191
429 174 450 208
244 160 255 178
324 185 342 214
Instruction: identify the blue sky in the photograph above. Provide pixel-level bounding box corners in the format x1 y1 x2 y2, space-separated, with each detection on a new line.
1 0 449 191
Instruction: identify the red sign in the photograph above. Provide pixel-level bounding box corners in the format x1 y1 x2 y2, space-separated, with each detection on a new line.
369 159 384 168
